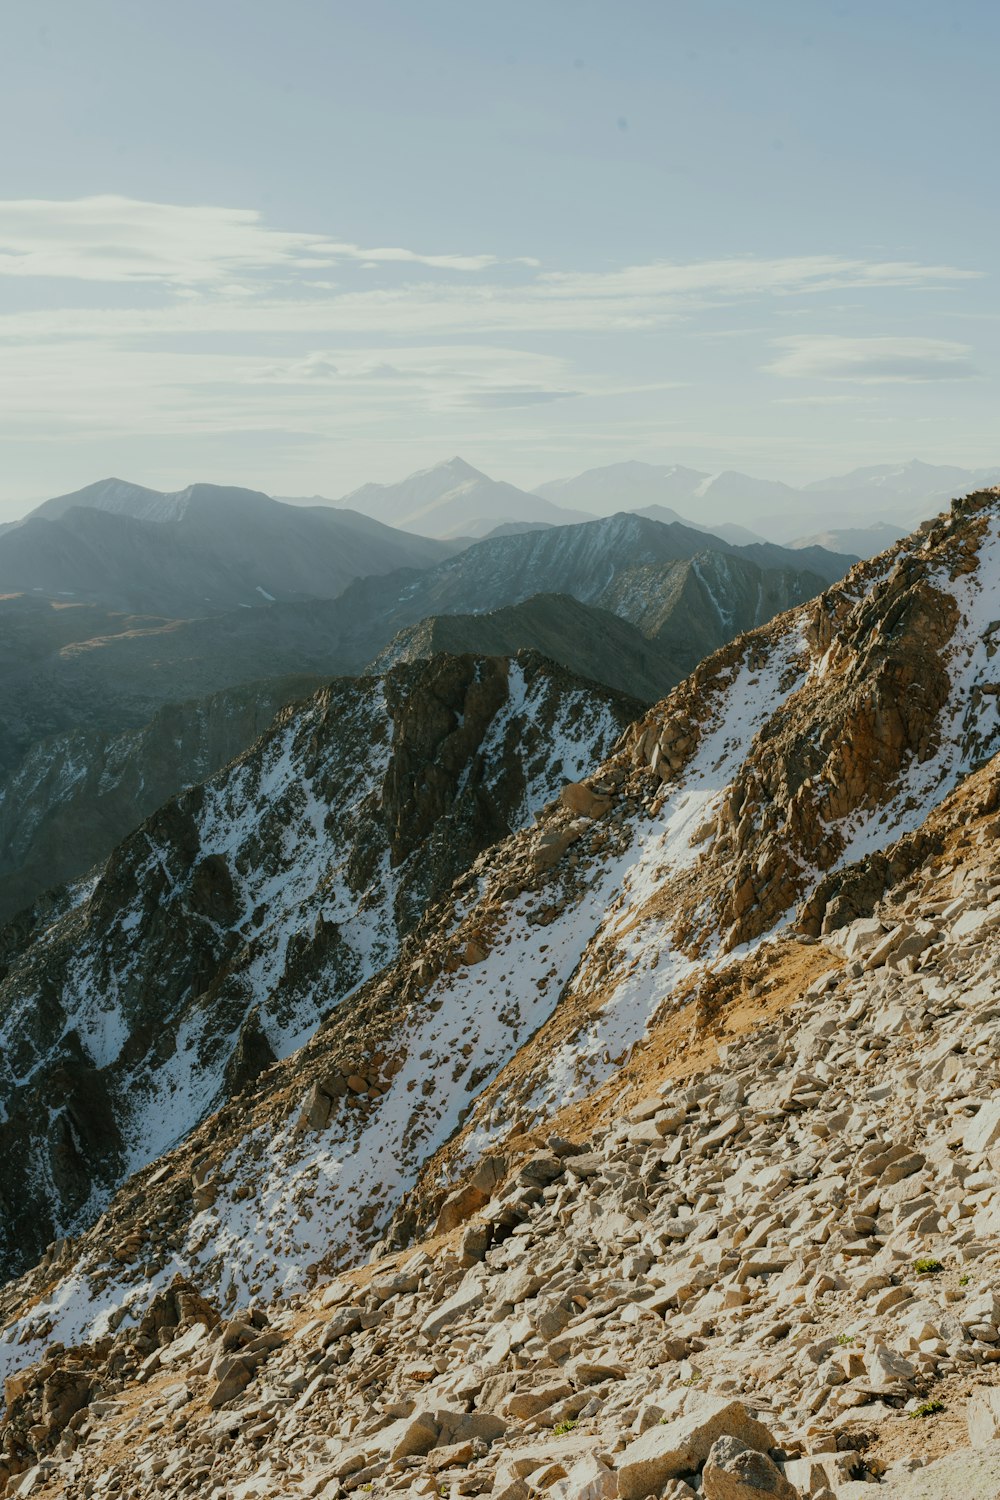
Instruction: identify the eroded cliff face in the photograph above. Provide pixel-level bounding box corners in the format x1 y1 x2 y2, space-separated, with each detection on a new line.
0 651 638 1280
628 493 994 955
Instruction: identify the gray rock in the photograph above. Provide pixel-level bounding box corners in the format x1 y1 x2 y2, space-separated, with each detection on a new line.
703 1437 798 1500
968 1386 1000 1447
616 1394 775 1500
877 1440 1000 1498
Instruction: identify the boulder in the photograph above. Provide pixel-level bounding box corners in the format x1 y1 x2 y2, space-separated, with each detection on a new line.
968 1386 1000 1447
502 1383 573 1420
207 1356 253 1408
559 782 611 819
877 1441 1000 1497
531 821 589 870
39 1369 92 1436
616 1394 775 1500
434 1408 507 1448
383 1411 439 1460
548 1453 617 1500
434 1183 487 1234
702 1437 798 1500
421 1276 485 1338
964 1099 1000 1157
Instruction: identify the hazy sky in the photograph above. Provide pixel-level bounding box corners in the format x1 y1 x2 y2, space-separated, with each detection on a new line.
1 0 997 516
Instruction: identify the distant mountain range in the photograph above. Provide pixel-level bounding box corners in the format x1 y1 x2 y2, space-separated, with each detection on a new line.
1 453 989 925
335 456 589 539
309 455 1000 555
0 480 455 615
533 457 1000 546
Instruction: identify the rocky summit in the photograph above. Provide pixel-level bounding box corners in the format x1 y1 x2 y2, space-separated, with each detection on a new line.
2 493 1000 1500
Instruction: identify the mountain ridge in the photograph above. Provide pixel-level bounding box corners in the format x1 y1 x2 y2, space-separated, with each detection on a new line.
1 484 456 615
2 494 1000 1496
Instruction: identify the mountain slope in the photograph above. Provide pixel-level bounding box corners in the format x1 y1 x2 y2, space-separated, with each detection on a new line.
338 457 587 539
2 482 454 614
1 491 994 1300
633 503 767 545
2 495 1000 1496
0 512 852 923
8 785 1000 1495
327 512 851 663
370 594 686 704
0 651 638 1280
0 675 324 927
0 510 849 923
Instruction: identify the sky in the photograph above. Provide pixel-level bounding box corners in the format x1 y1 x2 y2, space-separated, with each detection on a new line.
1 0 998 518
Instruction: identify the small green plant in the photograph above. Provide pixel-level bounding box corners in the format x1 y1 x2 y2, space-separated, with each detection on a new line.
913 1257 944 1276
909 1399 944 1419
836 1333 856 1346
553 1419 578 1435
959 1273 971 1286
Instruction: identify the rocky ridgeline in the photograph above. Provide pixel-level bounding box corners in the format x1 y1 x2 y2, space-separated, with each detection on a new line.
2 759 1000 1498
0 651 637 1280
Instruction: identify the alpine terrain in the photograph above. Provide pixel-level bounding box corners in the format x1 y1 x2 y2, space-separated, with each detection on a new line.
0 509 849 923
1 491 1000 1498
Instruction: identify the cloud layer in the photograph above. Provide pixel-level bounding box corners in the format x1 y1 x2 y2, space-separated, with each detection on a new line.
0 196 990 506
766 335 979 383
0 196 507 284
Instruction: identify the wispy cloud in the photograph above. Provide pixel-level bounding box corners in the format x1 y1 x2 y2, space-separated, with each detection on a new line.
0 341 591 437
772 394 866 406
536 255 978 300
0 196 989 504
0 196 506 284
765 335 979 383
0 199 979 331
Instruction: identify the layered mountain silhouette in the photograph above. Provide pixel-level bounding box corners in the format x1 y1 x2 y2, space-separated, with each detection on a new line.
0 511 847 919
532 456 1000 547
0 480 455 615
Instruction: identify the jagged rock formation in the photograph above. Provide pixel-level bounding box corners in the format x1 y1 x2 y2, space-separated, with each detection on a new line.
0 651 637 1280
2 493 1000 1498
0 675 324 925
